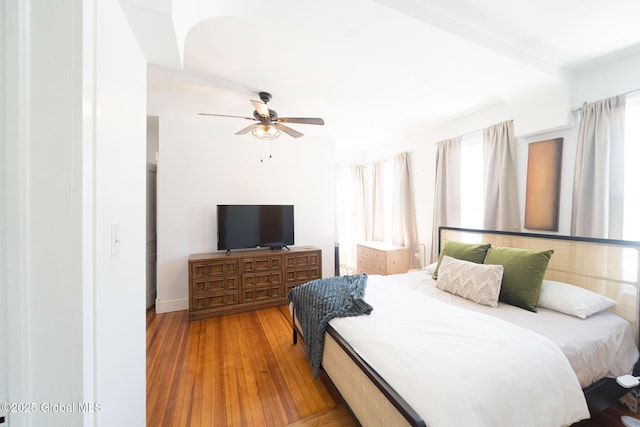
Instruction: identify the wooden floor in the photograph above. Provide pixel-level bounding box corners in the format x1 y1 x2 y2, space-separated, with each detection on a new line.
576 405 639 427
147 305 639 426
146 305 350 426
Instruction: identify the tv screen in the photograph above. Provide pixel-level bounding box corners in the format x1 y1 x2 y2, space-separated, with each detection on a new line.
217 205 294 250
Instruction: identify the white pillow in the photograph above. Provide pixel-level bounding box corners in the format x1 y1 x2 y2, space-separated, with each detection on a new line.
423 262 438 274
436 255 504 307
537 280 616 319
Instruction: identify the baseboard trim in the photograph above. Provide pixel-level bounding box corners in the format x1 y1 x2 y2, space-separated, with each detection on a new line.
156 297 188 313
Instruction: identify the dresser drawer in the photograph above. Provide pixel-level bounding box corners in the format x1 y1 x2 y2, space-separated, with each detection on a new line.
357 245 384 261
188 247 322 320
242 271 283 288
284 249 322 285
192 291 238 311
242 256 281 272
357 242 409 275
242 285 282 303
191 260 238 278
356 256 386 275
193 276 238 293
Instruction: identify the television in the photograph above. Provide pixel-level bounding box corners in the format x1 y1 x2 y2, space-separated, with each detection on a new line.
217 204 294 251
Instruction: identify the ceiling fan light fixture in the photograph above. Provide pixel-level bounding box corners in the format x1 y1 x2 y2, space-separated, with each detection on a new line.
199 92 323 141
252 124 281 141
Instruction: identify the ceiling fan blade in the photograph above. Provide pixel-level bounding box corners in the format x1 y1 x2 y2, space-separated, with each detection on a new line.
273 123 303 138
198 112 255 121
277 117 325 125
235 123 260 135
250 100 270 118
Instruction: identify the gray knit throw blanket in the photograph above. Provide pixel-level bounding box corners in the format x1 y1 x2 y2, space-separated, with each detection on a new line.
287 274 373 378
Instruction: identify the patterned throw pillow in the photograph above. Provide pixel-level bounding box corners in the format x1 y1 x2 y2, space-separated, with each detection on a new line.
436 255 504 307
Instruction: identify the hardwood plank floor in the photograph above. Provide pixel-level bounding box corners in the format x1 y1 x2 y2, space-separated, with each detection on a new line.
147 306 344 426
147 306 639 426
576 405 640 427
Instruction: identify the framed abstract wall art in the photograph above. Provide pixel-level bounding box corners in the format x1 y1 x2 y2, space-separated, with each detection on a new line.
524 137 563 231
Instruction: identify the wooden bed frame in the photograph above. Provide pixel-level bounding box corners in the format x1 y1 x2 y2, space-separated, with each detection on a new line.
296 227 640 426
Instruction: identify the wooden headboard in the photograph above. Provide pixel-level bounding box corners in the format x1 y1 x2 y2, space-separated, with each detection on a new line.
439 227 640 345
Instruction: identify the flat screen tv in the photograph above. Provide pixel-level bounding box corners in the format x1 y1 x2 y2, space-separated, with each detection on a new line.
217 204 294 251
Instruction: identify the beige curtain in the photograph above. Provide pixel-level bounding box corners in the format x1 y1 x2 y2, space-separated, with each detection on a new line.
431 137 461 262
483 120 520 231
366 161 385 241
392 152 419 269
571 95 626 239
335 164 366 275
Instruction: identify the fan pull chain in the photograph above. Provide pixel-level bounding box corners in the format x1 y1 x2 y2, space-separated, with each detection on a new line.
259 141 273 162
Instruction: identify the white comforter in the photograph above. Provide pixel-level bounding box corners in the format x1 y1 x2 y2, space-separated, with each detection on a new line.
392 270 639 388
329 277 590 427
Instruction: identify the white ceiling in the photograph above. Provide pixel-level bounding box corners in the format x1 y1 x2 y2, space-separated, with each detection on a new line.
123 0 640 147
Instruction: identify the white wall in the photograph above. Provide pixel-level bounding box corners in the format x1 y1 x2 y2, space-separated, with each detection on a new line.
345 51 640 259
93 1 147 425
156 116 336 312
573 53 640 106
5 2 86 425
3 1 146 426
0 0 7 410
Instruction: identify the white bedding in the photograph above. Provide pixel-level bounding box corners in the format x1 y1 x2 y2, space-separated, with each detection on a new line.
392 270 639 388
329 276 593 427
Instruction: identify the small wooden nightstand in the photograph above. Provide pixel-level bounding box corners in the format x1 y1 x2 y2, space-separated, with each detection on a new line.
356 242 410 275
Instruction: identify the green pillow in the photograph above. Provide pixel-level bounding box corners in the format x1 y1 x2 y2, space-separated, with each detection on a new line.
432 240 492 279
484 246 554 312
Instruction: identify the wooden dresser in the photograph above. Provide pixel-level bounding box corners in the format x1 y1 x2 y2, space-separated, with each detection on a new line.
188 246 321 320
357 242 409 275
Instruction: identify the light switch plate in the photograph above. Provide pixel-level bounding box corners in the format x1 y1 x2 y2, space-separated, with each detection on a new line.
111 223 120 257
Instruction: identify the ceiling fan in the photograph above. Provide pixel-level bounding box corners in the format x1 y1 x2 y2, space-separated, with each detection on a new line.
198 92 324 140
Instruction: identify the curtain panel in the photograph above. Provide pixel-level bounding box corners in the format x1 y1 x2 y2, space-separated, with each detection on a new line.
366 161 385 241
335 164 366 275
336 153 420 274
483 120 520 232
431 137 461 262
392 152 420 269
571 95 626 239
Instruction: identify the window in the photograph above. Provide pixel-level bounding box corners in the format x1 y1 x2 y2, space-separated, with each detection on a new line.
383 159 394 244
460 131 484 228
624 92 640 240
336 156 407 273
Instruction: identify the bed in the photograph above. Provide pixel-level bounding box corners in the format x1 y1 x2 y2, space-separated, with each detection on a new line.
289 227 640 427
